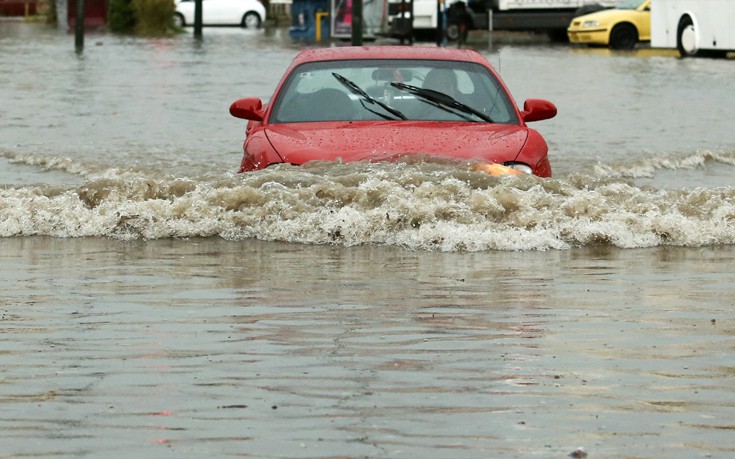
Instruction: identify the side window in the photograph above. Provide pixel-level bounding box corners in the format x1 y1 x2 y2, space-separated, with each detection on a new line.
468 70 516 124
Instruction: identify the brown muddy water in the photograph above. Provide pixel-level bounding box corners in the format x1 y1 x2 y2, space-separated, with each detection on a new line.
1 21 735 458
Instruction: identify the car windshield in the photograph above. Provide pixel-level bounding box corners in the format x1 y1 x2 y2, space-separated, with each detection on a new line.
618 0 645 9
269 59 518 124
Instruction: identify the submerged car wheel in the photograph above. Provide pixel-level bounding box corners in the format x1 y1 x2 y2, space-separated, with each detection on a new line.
173 13 185 28
677 16 698 57
676 16 727 58
446 24 459 41
547 28 569 43
242 12 261 28
609 23 638 50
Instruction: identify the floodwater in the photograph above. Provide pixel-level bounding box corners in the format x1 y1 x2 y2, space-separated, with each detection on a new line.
1 21 735 458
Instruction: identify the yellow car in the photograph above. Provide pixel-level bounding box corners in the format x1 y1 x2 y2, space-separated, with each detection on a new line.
567 0 651 50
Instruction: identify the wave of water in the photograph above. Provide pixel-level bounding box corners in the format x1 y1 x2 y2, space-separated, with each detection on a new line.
2 150 734 251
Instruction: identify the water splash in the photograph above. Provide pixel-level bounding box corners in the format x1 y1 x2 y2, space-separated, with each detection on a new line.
2 154 734 251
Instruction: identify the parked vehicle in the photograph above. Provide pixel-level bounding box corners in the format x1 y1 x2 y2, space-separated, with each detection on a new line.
173 0 266 28
229 47 558 177
388 0 623 42
651 0 735 57
0 0 38 16
567 0 650 49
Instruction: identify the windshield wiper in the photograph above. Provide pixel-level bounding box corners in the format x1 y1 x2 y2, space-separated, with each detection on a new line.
332 72 407 121
390 82 494 123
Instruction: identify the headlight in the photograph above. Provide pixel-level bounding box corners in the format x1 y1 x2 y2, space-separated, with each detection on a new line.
583 20 600 28
503 162 533 174
471 162 533 176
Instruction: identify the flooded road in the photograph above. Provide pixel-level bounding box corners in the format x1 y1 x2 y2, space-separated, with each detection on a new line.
1 21 735 458
3 237 735 458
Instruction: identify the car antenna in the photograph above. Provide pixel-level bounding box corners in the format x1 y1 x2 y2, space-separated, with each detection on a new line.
497 48 502 76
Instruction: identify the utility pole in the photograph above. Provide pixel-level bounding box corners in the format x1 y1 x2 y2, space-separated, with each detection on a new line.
194 0 203 38
351 0 362 45
74 0 84 51
435 0 445 47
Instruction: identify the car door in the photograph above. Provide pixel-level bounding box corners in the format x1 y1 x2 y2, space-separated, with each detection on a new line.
203 0 232 24
635 0 652 41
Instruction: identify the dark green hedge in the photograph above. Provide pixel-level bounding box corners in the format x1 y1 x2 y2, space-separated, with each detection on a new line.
109 0 175 35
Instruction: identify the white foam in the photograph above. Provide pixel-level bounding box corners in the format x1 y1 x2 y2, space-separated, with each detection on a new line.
2 160 733 251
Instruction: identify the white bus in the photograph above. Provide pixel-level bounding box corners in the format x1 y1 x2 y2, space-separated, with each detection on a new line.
387 0 622 41
651 0 735 57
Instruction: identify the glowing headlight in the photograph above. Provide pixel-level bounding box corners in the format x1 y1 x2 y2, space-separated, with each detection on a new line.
471 162 533 176
503 162 533 174
583 20 600 27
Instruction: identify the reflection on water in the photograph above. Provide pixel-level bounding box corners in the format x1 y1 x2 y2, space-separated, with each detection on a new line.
1 237 734 457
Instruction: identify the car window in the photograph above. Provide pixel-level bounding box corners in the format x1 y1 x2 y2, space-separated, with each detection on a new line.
619 0 645 9
269 59 518 124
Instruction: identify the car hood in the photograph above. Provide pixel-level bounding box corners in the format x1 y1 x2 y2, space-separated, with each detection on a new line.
263 121 529 165
575 6 643 23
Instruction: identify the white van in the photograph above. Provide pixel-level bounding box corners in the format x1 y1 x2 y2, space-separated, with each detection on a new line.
651 0 734 57
387 0 622 41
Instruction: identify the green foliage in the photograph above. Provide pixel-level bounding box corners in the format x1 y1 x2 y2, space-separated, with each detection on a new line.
108 0 136 33
45 0 57 24
131 0 175 36
109 0 175 35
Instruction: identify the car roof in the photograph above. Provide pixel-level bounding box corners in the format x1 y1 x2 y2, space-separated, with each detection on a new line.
290 46 490 66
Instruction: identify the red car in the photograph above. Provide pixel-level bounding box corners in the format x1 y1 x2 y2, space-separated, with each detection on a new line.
230 46 557 177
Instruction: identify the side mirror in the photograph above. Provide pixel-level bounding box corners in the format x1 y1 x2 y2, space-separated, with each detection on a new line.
230 98 264 121
520 99 557 123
